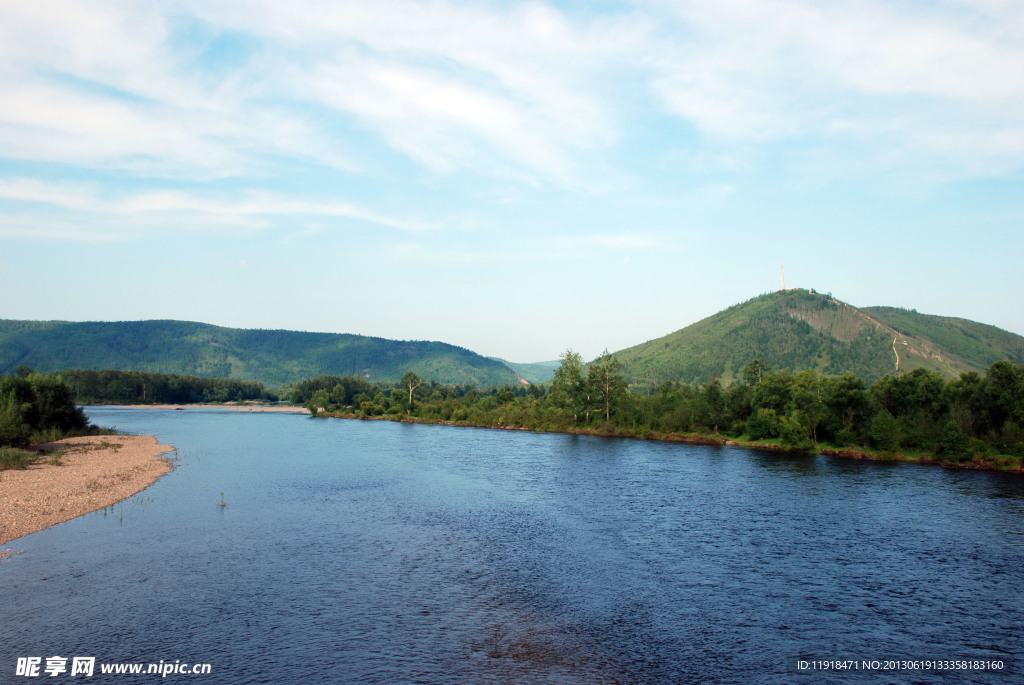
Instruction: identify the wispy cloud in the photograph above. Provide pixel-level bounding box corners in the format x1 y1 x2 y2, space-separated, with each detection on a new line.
0 0 629 186
0 0 1021 245
0 179 430 240
193 0 629 186
646 0 1024 175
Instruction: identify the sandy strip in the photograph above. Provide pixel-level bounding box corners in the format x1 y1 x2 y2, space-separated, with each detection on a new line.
0 435 174 546
125 403 309 414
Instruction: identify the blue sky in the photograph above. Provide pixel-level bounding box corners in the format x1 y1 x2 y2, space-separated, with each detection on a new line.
1 0 1022 362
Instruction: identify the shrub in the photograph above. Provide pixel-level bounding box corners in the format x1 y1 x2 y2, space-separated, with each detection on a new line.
779 412 810 449
938 420 969 462
746 408 779 440
870 410 900 451
0 446 36 470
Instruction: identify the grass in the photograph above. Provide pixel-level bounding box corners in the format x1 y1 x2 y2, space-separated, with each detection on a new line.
0 447 38 470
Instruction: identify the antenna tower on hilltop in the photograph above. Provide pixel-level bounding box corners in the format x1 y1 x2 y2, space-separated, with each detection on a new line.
780 261 786 291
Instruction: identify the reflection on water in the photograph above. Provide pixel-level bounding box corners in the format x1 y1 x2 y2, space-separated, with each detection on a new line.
2 407 1022 684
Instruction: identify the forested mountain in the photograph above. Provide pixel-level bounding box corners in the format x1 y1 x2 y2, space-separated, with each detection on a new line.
0 320 518 387
5 291 1021 390
613 290 1024 386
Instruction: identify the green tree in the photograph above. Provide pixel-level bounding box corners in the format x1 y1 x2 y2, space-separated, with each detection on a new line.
779 411 811 449
742 359 771 386
30 373 87 433
698 380 726 433
938 419 968 462
587 350 627 422
870 409 900 451
788 370 827 445
308 389 331 415
751 370 792 415
823 373 869 443
943 371 987 438
553 350 586 424
746 408 779 440
494 387 515 405
401 371 421 412
983 361 1024 427
0 388 31 446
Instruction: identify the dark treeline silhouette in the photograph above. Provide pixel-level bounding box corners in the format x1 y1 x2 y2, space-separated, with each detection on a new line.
60 369 274 405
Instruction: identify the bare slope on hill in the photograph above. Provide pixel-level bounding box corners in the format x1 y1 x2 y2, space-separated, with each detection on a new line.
614 290 1024 386
862 306 1024 371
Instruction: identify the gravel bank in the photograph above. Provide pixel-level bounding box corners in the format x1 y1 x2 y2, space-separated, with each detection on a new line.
0 435 174 546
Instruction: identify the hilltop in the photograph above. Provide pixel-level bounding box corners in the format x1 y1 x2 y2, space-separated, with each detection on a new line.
613 289 1024 386
0 319 518 387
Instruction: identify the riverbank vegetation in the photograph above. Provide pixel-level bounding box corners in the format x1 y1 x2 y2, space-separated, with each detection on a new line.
0 370 94 466
59 369 274 405
292 354 1024 470
5 354 1022 472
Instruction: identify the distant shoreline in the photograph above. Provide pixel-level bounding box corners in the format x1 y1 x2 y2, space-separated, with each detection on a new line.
78 402 1024 475
316 411 1024 474
0 435 175 547
84 403 309 414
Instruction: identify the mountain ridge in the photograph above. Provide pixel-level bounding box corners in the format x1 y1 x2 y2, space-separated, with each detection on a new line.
0 318 518 387
4 292 1022 389
611 290 1024 386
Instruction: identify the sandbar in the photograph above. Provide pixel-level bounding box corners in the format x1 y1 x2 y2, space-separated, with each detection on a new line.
0 435 174 546
123 403 308 414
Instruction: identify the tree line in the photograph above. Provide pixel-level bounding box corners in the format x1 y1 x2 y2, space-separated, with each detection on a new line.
4 356 1022 467
59 369 274 405
295 353 1024 465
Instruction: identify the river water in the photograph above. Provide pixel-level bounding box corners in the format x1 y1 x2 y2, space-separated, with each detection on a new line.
2 407 1022 683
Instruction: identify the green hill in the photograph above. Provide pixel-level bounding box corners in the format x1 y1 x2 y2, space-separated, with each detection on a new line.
0 319 518 387
861 306 1024 371
490 358 559 384
614 290 1024 386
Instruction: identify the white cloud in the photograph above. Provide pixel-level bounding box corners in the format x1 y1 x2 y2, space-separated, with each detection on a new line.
646 0 1024 175
210 0 626 186
0 1 365 179
0 0 1021 221
0 0 630 186
0 179 429 240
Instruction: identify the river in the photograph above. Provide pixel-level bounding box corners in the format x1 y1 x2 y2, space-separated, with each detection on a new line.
2 407 1022 683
